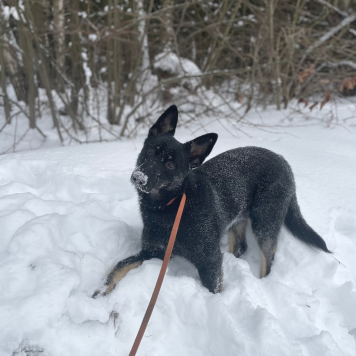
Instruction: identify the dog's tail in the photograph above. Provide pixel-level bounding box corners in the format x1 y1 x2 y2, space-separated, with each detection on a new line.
285 195 331 253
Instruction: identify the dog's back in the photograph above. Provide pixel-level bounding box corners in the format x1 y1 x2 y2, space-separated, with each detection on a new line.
198 146 295 224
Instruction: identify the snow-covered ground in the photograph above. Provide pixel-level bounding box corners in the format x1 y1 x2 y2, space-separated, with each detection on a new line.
1 103 356 356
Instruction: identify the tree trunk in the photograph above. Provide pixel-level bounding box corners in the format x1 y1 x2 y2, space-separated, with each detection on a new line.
0 40 11 123
106 0 115 124
0 1 27 104
162 0 174 52
0 5 11 121
16 1 37 129
113 0 122 121
68 0 85 128
53 0 65 91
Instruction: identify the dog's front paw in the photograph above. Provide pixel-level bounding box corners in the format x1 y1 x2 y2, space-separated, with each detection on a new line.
91 289 101 299
91 285 108 298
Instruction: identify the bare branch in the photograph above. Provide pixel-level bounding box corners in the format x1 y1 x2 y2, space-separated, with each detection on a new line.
313 0 349 17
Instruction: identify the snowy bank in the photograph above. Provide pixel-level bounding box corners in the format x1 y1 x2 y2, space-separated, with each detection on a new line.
0 106 356 356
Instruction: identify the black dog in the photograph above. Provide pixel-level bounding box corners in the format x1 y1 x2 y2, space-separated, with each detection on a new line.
93 105 330 297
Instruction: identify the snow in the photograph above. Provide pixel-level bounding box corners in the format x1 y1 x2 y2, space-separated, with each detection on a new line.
2 6 20 21
318 61 356 70
88 34 98 42
154 52 202 90
82 61 92 86
78 11 88 19
1 104 356 356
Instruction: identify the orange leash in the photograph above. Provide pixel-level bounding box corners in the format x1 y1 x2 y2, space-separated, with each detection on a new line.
128 193 187 356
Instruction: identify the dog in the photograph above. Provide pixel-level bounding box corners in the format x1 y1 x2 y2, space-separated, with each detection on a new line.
92 105 330 297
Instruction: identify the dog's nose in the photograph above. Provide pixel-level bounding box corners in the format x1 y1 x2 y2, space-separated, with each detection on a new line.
132 170 148 186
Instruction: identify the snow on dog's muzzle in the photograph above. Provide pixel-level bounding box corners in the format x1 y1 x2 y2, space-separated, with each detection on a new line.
131 170 149 193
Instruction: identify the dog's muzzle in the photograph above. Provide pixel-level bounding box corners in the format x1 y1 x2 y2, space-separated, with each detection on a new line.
131 170 149 193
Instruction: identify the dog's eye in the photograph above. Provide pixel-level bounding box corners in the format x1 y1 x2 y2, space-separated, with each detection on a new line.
166 161 175 170
147 148 154 155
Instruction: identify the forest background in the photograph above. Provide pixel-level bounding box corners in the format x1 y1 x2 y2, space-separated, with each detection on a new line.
0 0 355 151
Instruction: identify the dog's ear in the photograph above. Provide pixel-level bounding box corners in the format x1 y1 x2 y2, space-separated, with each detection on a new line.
184 133 218 168
148 105 178 137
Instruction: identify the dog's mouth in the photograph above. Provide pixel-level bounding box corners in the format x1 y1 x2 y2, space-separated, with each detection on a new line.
131 169 186 208
141 184 170 203
134 182 178 209
135 184 150 194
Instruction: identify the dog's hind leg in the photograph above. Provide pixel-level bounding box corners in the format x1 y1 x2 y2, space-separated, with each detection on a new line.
250 220 280 278
228 220 247 258
250 190 289 278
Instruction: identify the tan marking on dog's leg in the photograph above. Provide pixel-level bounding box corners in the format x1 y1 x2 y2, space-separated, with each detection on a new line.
229 220 247 256
260 251 267 278
104 261 142 295
228 229 236 254
252 231 268 278
235 221 246 237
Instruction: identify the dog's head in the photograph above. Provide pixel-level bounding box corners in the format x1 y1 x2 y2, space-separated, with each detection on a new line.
131 105 218 209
